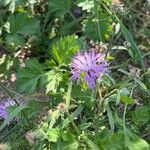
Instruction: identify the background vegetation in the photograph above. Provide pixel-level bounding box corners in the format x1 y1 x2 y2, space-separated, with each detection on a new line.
0 0 149 149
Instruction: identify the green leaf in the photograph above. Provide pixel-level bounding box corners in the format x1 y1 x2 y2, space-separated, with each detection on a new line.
127 137 149 150
60 19 81 36
105 102 115 133
120 95 134 104
76 0 94 12
6 34 25 46
98 132 125 150
84 137 100 150
43 70 63 93
6 13 39 46
63 140 78 150
118 69 131 76
55 132 78 150
16 58 43 94
120 24 144 69
56 138 64 150
131 106 150 126
46 128 60 142
63 105 83 128
78 123 92 130
51 35 80 65
48 0 71 16
120 88 130 96
0 104 27 131
83 14 112 41
8 13 39 35
134 78 147 90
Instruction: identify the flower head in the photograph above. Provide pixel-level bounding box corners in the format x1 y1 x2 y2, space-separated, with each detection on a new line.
57 103 66 112
70 50 109 89
26 130 43 145
26 131 35 145
0 99 22 120
111 0 124 13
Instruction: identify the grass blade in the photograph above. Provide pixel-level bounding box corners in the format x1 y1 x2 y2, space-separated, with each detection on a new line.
120 24 145 69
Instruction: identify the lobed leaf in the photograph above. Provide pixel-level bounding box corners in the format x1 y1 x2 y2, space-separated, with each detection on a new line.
16 58 43 94
51 35 80 65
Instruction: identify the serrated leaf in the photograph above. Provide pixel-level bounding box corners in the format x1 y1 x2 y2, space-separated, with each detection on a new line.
76 0 94 12
43 70 63 93
16 58 43 94
6 13 39 46
51 35 80 65
8 13 39 36
49 0 71 16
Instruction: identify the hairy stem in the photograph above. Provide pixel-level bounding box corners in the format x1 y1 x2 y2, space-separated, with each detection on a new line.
95 86 103 138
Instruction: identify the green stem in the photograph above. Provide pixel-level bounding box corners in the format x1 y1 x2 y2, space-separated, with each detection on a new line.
123 103 127 146
66 82 72 108
69 11 76 20
94 0 103 42
123 82 136 147
66 111 80 135
95 86 103 138
97 21 103 42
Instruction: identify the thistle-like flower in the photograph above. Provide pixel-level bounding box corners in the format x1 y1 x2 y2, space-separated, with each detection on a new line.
70 50 109 89
57 103 66 112
26 130 43 145
25 131 35 145
0 99 22 120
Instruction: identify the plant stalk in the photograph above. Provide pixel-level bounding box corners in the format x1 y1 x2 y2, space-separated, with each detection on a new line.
66 111 80 135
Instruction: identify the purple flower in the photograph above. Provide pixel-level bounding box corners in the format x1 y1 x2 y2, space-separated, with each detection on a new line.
70 50 109 89
0 99 22 120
